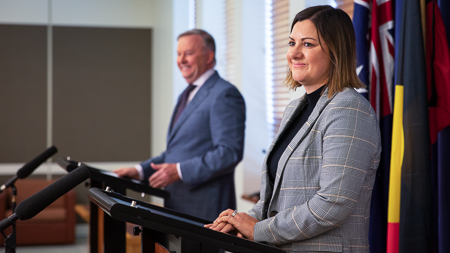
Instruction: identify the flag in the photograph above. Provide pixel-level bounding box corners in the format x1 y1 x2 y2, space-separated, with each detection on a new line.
353 1 395 252
354 0 395 117
387 0 433 252
426 1 450 252
353 0 370 98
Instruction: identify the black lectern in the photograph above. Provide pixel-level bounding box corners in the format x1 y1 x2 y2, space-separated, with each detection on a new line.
88 188 286 253
57 158 170 253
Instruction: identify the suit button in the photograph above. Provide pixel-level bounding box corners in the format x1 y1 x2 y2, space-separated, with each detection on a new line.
269 211 278 217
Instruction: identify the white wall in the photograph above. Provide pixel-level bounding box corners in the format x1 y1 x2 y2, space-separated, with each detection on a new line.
0 0 48 24
150 1 174 160
52 0 154 28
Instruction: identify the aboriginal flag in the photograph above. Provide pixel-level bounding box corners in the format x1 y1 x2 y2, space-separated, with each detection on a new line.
387 0 434 252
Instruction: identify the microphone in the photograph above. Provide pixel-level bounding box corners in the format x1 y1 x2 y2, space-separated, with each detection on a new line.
0 165 90 231
0 146 58 193
17 146 58 179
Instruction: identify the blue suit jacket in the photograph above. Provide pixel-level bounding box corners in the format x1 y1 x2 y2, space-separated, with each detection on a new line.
140 71 246 221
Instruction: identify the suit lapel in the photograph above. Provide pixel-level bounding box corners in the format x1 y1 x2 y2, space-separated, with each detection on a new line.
268 88 337 206
257 96 306 214
167 72 219 143
264 96 306 163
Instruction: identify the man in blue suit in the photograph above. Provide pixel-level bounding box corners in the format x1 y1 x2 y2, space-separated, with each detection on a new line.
115 29 246 221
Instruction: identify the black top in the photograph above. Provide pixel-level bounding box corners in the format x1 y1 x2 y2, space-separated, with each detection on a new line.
267 85 326 184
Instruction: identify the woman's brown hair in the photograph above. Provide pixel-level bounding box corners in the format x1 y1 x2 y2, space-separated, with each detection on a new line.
285 5 365 97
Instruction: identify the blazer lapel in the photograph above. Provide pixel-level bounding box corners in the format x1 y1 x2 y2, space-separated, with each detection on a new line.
167 72 219 143
264 96 306 165
256 96 305 214
268 88 337 206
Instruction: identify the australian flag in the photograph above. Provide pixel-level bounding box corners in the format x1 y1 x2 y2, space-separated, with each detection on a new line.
353 1 395 253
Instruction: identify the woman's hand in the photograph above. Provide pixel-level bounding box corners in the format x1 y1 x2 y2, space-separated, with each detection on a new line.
205 209 258 241
205 209 236 234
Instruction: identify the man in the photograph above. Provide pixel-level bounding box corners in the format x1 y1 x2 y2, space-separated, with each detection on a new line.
114 29 246 221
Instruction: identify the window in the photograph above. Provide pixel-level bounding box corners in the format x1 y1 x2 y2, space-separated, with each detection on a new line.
266 0 290 136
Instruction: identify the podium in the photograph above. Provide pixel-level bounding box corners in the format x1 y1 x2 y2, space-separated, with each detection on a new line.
57 158 170 253
88 187 286 253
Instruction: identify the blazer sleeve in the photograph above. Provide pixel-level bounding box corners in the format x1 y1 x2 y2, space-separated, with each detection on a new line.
179 86 246 188
253 95 381 245
139 152 166 180
248 198 266 221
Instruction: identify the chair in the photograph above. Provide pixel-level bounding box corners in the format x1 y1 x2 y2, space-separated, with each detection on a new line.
0 179 76 245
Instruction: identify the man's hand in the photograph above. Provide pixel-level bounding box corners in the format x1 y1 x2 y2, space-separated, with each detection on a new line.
113 167 140 180
149 163 180 188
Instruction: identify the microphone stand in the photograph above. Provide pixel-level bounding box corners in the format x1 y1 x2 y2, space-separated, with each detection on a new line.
2 185 17 253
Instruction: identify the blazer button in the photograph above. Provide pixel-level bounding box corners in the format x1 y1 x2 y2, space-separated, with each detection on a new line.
269 211 278 217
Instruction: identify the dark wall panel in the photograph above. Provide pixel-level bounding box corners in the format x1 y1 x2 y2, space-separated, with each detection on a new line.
0 25 47 162
53 26 151 162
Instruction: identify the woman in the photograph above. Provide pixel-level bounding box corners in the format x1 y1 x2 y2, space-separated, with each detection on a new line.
206 5 381 253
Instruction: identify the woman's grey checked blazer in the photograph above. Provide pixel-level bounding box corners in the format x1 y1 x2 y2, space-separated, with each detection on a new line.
249 87 381 253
